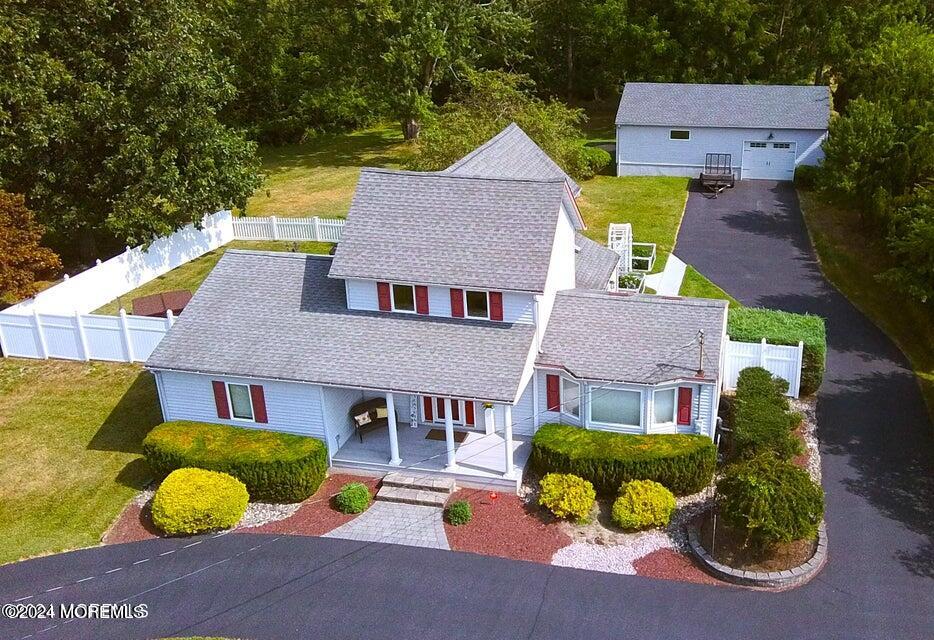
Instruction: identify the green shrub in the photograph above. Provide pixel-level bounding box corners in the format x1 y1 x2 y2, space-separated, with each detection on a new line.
731 367 803 461
727 308 827 395
579 145 612 178
446 500 473 526
538 473 596 522
151 468 249 536
611 480 676 530
143 421 328 502
530 424 716 496
335 482 371 514
794 164 821 189
717 456 824 548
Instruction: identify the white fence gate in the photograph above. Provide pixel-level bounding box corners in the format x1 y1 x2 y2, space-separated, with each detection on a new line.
231 216 344 243
722 336 804 398
0 310 173 363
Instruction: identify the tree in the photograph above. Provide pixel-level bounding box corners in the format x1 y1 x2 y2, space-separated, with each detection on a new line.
0 0 262 259
0 191 61 301
408 71 608 178
881 188 934 304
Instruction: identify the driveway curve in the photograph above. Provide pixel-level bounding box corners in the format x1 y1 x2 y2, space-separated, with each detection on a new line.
0 180 931 640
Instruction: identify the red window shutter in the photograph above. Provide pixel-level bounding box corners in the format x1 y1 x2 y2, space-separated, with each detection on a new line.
489 291 503 321
377 282 391 311
423 396 433 421
436 397 446 419
677 387 693 425
250 385 268 423
546 374 560 411
450 288 464 317
465 401 475 426
415 285 429 315
212 381 230 419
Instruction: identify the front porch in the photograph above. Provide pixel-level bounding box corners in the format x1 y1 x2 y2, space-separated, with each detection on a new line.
331 422 531 492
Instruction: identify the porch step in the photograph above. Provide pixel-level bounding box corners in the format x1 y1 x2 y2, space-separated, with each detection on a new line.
381 472 456 494
375 485 448 508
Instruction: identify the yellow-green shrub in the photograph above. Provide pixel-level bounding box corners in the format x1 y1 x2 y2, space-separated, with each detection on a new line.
538 473 595 522
151 468 249 536
611 480 676 530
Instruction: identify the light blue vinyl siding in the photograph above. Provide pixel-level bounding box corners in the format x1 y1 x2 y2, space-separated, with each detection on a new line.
321 385 365 453
157 371 326 439
511 376 536 436
616 125 826 177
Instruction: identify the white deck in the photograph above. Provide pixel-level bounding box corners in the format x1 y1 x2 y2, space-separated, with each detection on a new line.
331 423 531 492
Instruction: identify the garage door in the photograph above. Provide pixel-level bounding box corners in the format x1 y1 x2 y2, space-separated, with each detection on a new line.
741 141 796 180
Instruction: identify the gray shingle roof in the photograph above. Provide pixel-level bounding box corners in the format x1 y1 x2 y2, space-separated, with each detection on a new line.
615 82 830 130
537 290 727 384
575 234 618 290
328 168 567 293
445 123 582 196
147 251 536 403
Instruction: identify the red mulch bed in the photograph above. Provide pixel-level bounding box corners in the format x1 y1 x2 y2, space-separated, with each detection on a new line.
242 473 381 536
102 501 159 545
633 548 722 585
444 488 571 564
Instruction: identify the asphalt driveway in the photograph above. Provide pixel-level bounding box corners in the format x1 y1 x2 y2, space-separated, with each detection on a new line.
0 180 931 640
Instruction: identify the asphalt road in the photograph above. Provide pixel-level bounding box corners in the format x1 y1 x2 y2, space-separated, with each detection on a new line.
1 180 931 640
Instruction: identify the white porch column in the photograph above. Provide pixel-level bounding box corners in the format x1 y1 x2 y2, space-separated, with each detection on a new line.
386 392 401 465
443 397 457 470
503 404 515 478
483 404 496 435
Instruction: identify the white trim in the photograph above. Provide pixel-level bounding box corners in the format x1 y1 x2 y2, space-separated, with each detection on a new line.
226 382 255 422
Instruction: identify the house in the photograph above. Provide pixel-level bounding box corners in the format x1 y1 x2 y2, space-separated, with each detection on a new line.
615 82 831 180
146 124 728 492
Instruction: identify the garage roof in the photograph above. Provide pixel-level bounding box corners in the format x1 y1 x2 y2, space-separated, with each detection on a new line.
615 82 830 130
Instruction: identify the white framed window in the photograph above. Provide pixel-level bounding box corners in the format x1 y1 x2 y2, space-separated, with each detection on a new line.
391 283 416 313
669 129 690 141
749 141 767 148
464 290 489 319
227 383 254 421
561 377 581 418
590 388 641 428
772 142 791 149
653 388 677 425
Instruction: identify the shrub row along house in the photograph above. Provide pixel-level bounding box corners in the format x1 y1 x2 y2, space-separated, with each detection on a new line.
146 124 728 492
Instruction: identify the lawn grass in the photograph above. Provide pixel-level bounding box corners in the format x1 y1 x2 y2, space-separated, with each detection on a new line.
93 240 334 314
799 189 934 423
0 359 161 565
244 125 409 218
680 266 741 307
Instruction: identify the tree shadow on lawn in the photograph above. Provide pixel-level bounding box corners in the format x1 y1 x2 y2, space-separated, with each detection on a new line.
258 129 409 171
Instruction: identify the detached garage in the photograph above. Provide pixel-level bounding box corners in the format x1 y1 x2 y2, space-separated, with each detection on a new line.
615 83 830 180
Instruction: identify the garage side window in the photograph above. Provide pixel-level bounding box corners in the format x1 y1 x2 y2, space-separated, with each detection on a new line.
669 129 690 140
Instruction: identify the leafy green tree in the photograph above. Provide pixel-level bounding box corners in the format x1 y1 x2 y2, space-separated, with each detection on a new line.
408 71 607 179
0 0 261 258
881 188 934 304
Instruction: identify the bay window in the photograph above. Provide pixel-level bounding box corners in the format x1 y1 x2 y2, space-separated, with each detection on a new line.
653 388 676 425
561 377 581 418
590 388 641 428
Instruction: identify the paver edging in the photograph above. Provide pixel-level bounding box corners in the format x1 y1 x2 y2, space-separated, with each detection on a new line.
687 519 827 590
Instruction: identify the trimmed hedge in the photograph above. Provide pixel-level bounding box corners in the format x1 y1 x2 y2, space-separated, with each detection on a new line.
143 421 328 502
727 308 827 395
152 468 249 536
731 367 803 461
530 424 716 496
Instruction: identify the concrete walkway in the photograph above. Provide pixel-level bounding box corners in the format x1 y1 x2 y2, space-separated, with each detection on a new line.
324 501 449 550
643 253 686 295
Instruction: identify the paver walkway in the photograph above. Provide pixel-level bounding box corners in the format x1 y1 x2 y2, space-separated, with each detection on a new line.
323 501 450 550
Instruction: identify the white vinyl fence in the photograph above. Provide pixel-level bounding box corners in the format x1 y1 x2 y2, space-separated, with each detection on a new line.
722 336 804 398
0 310 173 363
232 215 344 243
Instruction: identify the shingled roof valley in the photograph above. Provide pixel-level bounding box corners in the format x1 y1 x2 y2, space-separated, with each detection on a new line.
146 251 536 402
615 82 831 130
328 168 568 293
538 290 727 385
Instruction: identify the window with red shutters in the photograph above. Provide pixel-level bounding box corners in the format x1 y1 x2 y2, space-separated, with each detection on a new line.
249 385 268 423
450 288 464 317
546 374 560 411
212 381 230 419
465 401 475 426
377 282 391 311
415 285 429 315
677 387 693 425
423 396 433 421
489 291 503 321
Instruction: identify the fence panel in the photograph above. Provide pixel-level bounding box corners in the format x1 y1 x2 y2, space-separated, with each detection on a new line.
40 314 83 360
231 215 344 243
0 314 42 358
723 336 804 398
126 315 173 361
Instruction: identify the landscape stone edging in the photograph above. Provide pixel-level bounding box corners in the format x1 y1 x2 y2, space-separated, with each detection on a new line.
687 520 827 589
